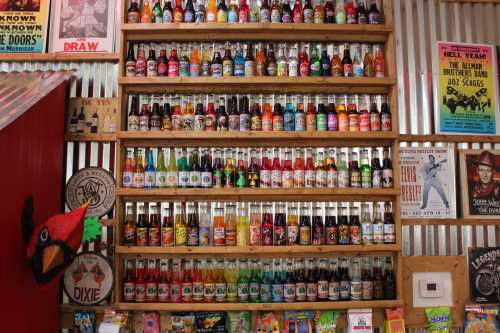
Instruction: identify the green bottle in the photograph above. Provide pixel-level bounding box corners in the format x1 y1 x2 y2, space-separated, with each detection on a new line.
156 149 168 188
237 259 250 303
249 259 261 302
236 151 248 188
260 260 273 303
152 0 163 22
177 149 190 188
337 152 349 188
360 149 372 189
310 45 321 77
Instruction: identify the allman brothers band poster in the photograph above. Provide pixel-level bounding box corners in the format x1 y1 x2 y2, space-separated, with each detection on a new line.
400 146 456 219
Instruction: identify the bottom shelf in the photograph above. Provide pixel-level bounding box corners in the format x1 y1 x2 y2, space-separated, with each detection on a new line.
114 299 403 311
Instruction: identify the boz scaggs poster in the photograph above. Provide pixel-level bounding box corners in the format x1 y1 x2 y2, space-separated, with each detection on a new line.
0 0 49 52
400 146 456 218
435 42 500 135
469 247 500 303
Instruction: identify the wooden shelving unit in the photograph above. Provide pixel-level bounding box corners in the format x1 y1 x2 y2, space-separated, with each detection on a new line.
0 52 119 62
115 0 402 314
64 133 117 142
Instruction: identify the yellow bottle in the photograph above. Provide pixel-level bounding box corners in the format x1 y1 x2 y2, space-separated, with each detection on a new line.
236 204 249 246
140 0 153 22
174 203 187 245
206 0 217 22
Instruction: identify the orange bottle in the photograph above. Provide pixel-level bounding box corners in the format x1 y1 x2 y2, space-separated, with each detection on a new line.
192 260 204 303
374 45 385 78
203 261 216 302
141 0 153 22
172 97 183 131
174 0 183 22
255 45 267 76
337 101 348 132
190 46 201 77
262 96 273 131
363 45 375 77
305 102 316 131
213 204 225 246
206 0 217 22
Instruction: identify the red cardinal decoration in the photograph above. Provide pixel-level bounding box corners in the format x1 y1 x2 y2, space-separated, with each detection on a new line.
21 196 88 284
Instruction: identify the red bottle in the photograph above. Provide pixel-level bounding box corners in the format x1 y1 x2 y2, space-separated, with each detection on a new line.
158 260 170 302
305 102 316 131
299 47 310 77
181 261 193 303
146 259 158 302
174 0 183 22
157 49 168 76
239 0 250 22
260 149 272 188
123 260 136 302
292 0 303 23
359 101 370 132
262 203 274 246
170 261 182 302
192 260 204 303
282 149 294 188
135 259 146 302
271 148 282 188
305 149 316 188
168 48 180 77
293 148 305 188
205 101 217 131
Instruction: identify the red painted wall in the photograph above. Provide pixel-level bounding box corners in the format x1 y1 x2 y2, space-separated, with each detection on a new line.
0 83 67 333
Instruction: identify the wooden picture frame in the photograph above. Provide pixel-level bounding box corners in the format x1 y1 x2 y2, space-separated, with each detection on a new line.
459 149 500 219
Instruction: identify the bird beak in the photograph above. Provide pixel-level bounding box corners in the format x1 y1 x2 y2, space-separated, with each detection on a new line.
42 244 64 274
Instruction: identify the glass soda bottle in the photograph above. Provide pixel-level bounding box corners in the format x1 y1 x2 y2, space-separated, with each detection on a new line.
260 260 273 302
350 258 362 301
299 203 311 245
287 203 299 245
249 203 262 246
312 205 324 245
262 203 274 246
181 260 193 303
136 205 149 246
158 260 170 302
339 257 350 300
295 259 307 301
237 259 250 302
123 260 136 302
123 205 136 245
361 203 373 245
293 148 305 188
317 258 330 301
187 202 199 246
123 150 135 188
284 259 296 302
135 259 146 302
237 204 249 246
306 258 318 301
272 259 284 302
169 260 182 303
361 257 373 300
149 204 161 246
274 202 287 246
328 259 340 301
225 259 238 302
203 260 216 302
215 259 227 302
175 203 187 246
162 205 174 246
213 203 225 246
325 205 338 245
338 206 349 245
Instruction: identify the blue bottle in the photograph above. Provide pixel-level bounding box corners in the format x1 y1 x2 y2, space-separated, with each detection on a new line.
144 149 156 188
234 45 245 77
283 102 295 131
271 260 284 302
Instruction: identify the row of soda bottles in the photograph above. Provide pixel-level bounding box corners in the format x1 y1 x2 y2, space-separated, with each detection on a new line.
123 256 397 303
122 200 396 247
126 41 385 78
122 146 393 189
127 0 383 25
127 93 392 132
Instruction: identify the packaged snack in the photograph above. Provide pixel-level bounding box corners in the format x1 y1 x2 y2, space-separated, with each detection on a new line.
384 307 405 333
98 310 131 333
74 310 96 333
256 312 281 333
227 312 251 333
314 311 340 333
195 312 226 333
464 305 500 333
143 312 160 333
171 313 196 333
284 311 314 333
347 309 372 333
425 307 452 333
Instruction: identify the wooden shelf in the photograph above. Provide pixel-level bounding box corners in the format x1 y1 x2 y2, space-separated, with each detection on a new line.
115 299 403 312
116 244 401 258
122 23 392 42
116 187 399 201
0 52 119 62
402 218 500 226
117 131 398 147
399 134 500 143
65 133 116 142
119 76 396 94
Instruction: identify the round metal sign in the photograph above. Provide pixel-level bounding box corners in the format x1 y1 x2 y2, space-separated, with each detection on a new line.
65 167 115 217
63 252 114 305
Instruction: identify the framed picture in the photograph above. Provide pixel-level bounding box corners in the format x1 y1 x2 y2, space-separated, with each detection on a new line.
468 247 500 303
433 41 500 135
400 146 456 218
49 0 115 52
459 149 500 218
0 0 49 52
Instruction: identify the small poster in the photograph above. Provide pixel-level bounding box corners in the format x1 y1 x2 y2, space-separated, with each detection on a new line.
49 0 115 52
67 97 118 134
464 305 500 333
400 146 456 218
459 149 500 218
434 41 500 134
0 0 49 52
468 247 500 303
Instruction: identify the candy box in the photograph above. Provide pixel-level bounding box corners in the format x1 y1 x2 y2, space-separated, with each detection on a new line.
195 312 226 333
347 309 372 333
464 305 500 333
227 311 251 333
314 311 340 333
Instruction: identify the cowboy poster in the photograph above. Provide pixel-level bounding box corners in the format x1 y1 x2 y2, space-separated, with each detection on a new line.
400 146 456 218
0 0 49 52
460 149 500 218
434 42 500 135
49 0 115 52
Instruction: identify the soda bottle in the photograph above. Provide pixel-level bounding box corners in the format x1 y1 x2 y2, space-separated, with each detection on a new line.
350 258 362 301
206 0 217 21
162 205 174 246
249 203 262 246
272 260 284 302
215 259 227 302
281 0 292 22
374 45 385 78
250 0 260 22
276 45 288 77
284 100 295 131
146 259 159 302
359 96 370 132
331 45 342 77
173 203 186 246
295 259 307 301
309 46 321 77
237 204 249 246
328 259 340 301
189 149 201 188
293 148 305 188
238 96 251 131
158 260 170 302
361 257 373 300
260 260 273 302
124 205 136 245
237 259 250 302
136 205 149 246
299 47 310 77
369 96 380 131
380 98 392 131
350 206 361 245
250 99 262 131
368 0 380 24
166 148 178 188
284 259 296 302
337 101 348 133
312 205 324 245
201 45 212 76
262 97 273 131
320 49 331 76
173 0 183 21
213 149 224 188
288 46 299 77
313 0 324 23
162 101 173 130
361 203 373 245
317 258 329 301
222 45 234 77
324 0 334 22
239 0 250 21
272 103 284 131
204 260 216 302
157 49 168 77
163 0 174 22
183 96 195 130
303 0 313 22
360 149 372 188
270 0 281 22
305 102 316 131
128 97 140 131
338 206 349 245
299 203 311 245
345 0 355 23
274 203 287 246
228 0 239 22
233 45 245 77
187 202 199 246
170 260 182 302
225 260 239 302
244 43 256 77
156 149 168 188
198 203 211 246
168 48 180 77
384 257 396 299
172 97 182 131
181 260 193 303
223 149 236 188
255 44 267 76
267 45 278 75
260 148 272 188
149 204 161 246
211 51 223 77
347 96 359 132
192 260 204 302
141 0 153 22
295 102 305 131
177 149 190 188
287 203 299 245
271 148 282 188
128 0 140 22
213 203 225 246
262 203 274 246
190 46 201 77
373 257 384 299
305 148 316 188
248 149 260 188
363 44 375 77
217 0 228 22
282 149 293 188
371 149 382 188
125 44 137 77
339 257 350 300
195 0 206 21
225 204 237 246
383 202 395 244
357 0 368 24
124 260 136 302
352 44 364 77
194 102 205 131
135 259 146 302
146 48 158 77
306 258 318 301
315 150 327 188
135 44 147 77
382 148 393 188
342 44 353 77
249 259 261 302
325 205 338 245
326 148 338 188
349 152 361 188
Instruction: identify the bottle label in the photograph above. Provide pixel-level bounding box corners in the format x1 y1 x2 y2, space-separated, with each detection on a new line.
161 227 174 246
158 282 169 302
295 113 305 130
262 224 273 245
124 224 136 244
239 10 249 22
128 115 139 131
127 12 140 23
260 8 270 22
316 170 327 188
215 283 226 302
267 62 277 76
146 282 158 302
288 61 298 77
194 114 205 131
237 283 249 301
303 8 313 22
250 225 261 245
310 62 321 75
305 170 315 188
139 115 149 131
338 225 349 245
178 171 190 187
201 61 211 76
260 169 271 188
251 115 262 131
382 169 393 187
132 172 145 188
369 12 380 24
136 227 148 246
343 63 353 77
325 226 338 245
213 227 225 245
166 171 178 187
339 281 350 299
189 171 201 187
126 61 136 77
282 12 292 23
170 282 181 302
207 11 216 22
328 281 340 301
135 283 146 302
327 113 338 131
244 60 255 77
338 170 349 188
187 226 199 246
313 224 324 245
327 170 337 188
350 225 361 244
313 9 324 23
259 283 271 302
271 170 282 188
180 61 190 77
272 284 284 302
201 172 212 188
370 113 381 131
175 225 187 245
362 223 373 244
349 113 360 132
228 10 238 22
284 283 296 302
317 114 327 131
299 226 311 245
225 228 236 245
339 114 348 131
239 113 250 131
228 115 240 131
318 280 329 299
372 169 382 188
148 227 160 246
123 171 133 187
293 169 305 187
361 170 372 188
163 10 173 22
135 59 146 77
270 9 280 22
167 61 178 77
223 60 233 76
384 224 395 243
306 283 317 301
360 113 370 131
373 223 384 243
299 62 310 77
234 63 245 77
181 282 193 301
381 113 391 131
190 63 201 77
211 63 222 77
123 281 135 301
282 170 293 188
249 282 260 300
293 11 302 23
362 281 373 300
192 282 203 301
156 171 167 187
350 281 362 300
353 64 364 77
295 282 306 301
272 116 284 131
274 225 286 245
287 225 298 245
204 282 215 300
227 283 238 301
147 60 157 77
217 9 227 22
